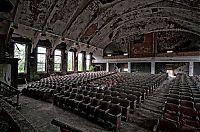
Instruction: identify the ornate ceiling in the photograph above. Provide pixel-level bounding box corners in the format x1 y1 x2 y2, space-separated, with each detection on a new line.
11 0 200 50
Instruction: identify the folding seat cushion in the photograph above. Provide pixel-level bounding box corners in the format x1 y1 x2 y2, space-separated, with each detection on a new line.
167 97 179 105
119 93 127 99
126 94 137 112
89 92 97 98
180 95 193 101
71 88 78 93
111 97 121 105
180 118 200 129
94 101 110 120
82 90 89 97
169 90 179 95
71 94 84 110
120 99 130 121
156 118 178 132
164 103 179 115
77 89 83 94
97 88 104 93
180 125 197 132
163 112 179 123
95 93 104 100
65 93 77 108
103 95 112 103
168 94 179 99
86 98 100 116
194 98 200 103
111 91 120 97
179 106 198 120
180 92 192 97
180 100 194 108
106 104 122 131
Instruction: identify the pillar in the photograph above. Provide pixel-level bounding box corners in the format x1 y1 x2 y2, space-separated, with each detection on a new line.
106 62 109 72
151 61 155 74
82 51 86 73
128 62 131 73
89 52 93 66
189 61 194 76
73 50 78 73
61 50 67 74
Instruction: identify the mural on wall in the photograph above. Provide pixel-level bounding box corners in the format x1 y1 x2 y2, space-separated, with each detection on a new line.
156 31 200 53
130 33 154 58
0 64 11 85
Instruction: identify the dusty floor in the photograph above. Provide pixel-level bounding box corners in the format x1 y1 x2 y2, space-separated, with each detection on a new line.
18 79 171 132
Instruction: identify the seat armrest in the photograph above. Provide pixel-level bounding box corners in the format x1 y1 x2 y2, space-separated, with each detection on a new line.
153 119 159 132
116 113 122 118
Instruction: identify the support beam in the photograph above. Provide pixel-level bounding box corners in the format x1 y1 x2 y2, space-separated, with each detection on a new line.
106 63 109 72
128 62 131 73
189 61 194 76
151 61 155 74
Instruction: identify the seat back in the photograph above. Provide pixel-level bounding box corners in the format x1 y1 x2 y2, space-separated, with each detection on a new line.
109 104 122 115
120 99 130 107
96 93 104 100
99 101 110 110
83 96 91 104
157 119 178 132
90 98 100 106
103 95 112 102
112 97 121 104
76 94 84 101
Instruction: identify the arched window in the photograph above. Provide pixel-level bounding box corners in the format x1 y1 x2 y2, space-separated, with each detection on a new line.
37 46 46 72
14 43 26 73
67 51 74 71
78 53 83 71
54 49 62 72
86 54 91 71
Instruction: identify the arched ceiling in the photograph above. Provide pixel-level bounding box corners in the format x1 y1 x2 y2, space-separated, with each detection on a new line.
13 0 200 49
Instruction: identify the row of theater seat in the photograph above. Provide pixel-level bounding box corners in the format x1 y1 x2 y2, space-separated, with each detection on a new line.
23 72 167 131
154 74 200 132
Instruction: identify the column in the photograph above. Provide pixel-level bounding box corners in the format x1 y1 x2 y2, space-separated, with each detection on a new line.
189 61 194 76
82 51 86 73
106 62 109 72
128 62 131 73
73 50 78 73
151 61 155 74
61 50 67 74
89 52 93 66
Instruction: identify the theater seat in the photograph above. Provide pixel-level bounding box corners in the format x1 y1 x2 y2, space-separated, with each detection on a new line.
126 94 137 112
71 94 84 110
180 125 197 132
106 104 122 131
120 99 130 121
86 98 100 116
94 101 110 120
155 118 178 132
78 96 91 113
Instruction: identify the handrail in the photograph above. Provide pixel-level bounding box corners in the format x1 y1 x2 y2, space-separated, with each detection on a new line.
0 80 20 93
0 80 20 107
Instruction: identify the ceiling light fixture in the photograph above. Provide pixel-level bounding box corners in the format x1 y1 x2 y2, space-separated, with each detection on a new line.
124 53 128 56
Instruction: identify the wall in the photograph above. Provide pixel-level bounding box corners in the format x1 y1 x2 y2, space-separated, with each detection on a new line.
131 63 151 73
0 64 11 85
194 62 200 75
